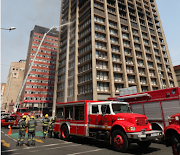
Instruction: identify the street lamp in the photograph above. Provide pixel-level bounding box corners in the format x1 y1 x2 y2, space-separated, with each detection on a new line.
13 22 72 114
1 27 16 31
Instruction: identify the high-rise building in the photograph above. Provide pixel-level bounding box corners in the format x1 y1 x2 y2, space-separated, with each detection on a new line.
2 60 25 112
174 65 180 87
55 0 178 103
22 25 59 114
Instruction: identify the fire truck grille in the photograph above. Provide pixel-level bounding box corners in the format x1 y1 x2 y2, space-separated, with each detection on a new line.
136 117 146 126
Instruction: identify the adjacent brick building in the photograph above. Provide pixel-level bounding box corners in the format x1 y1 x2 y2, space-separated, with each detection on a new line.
22 25 59 114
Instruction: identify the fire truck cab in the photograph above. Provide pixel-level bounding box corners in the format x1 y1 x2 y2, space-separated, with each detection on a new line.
164 113 180 155
54 100 163 152
109 87 180 141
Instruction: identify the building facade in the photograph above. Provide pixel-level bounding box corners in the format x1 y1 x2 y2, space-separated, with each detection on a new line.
1 83 6 109
174 65 180 87
55 0 178 103
2 60 25 112
22 25 59 114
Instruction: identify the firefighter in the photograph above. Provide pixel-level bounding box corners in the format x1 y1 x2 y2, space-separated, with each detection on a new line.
27 115 37 146
26 114 30 123
16 115 26 146
42 114 50 139
48 117 55 138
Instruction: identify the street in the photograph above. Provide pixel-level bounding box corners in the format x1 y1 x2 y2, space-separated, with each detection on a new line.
1 125 173 155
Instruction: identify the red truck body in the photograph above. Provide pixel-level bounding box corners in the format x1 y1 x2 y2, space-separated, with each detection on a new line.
108 87 180 133
1 108 30 128
164 113 180 155
54 100 162 152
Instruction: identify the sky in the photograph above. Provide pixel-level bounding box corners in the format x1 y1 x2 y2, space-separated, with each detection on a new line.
1 0 180 84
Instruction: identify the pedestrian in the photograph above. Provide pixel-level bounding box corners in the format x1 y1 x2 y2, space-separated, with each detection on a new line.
42 114 50 139
48 117 55 138
16 115 26 146
27 115 37 146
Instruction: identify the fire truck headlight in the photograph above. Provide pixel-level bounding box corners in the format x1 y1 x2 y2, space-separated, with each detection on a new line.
149 124 152 129
175 116 179 121
130 127 135 131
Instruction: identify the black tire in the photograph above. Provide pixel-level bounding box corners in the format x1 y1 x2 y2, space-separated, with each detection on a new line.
137 141 151 148
61 125 70 141
171 134 180 155
112 130 129 152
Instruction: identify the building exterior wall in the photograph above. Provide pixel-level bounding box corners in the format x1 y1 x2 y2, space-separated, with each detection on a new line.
2 61 25 112
174 65 180 87
22 25 59 114
55 0 178 103
1 83 6 108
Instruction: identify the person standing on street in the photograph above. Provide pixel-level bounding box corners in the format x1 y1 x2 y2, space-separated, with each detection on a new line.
27 116 37 146
48 117 55 138
42 114 50 139
16 115 26 146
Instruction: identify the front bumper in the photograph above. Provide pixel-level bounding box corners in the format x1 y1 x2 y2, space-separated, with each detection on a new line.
126 130 163 141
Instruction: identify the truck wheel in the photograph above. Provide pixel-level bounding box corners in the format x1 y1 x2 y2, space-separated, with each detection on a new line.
171 134 180 155
112 130 129 152
137 141 151 148
61 125 69 141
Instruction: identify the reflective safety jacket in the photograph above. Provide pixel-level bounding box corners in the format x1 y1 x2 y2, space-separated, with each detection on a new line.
27 119 37 132
49 120 55 131
42 118 50 127
19 119 26 131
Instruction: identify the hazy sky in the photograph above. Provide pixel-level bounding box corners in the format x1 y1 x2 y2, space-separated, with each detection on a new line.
1 0 180 83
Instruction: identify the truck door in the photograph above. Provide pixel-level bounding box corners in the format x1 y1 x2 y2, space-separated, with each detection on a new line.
96 105 112 130
74 105 85 136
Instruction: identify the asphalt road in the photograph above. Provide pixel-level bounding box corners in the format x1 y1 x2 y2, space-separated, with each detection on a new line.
1 126 173 155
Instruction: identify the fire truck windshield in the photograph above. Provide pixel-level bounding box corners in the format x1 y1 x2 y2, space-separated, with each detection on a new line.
112 103 132 114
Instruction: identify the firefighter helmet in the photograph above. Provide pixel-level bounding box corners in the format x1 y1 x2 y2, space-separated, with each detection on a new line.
45 114 48 118
22 115 26 119
31 116 35 119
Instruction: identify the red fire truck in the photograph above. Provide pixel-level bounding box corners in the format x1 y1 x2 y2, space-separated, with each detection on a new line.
54 100 162 152
108 87 180 141
164 113 180 155
1 108 30 128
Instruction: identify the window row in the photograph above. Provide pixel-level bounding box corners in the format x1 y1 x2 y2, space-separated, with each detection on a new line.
28 74 55 79
33 34 58 42
29 58 56 64
32 48 57 55
79 44 92 55
79 52 92 64
24 97 53 101
26 85 54 89
27 79 54 84
79 62 92 73
31 68 55 74
78 83 93 94
33 39 58 46
78 72 92 83
32 43 57 50
25 91 53 95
